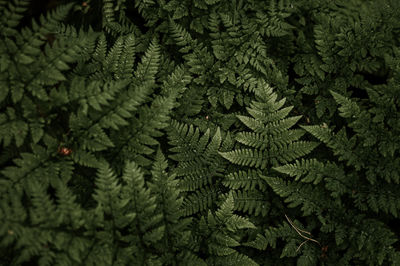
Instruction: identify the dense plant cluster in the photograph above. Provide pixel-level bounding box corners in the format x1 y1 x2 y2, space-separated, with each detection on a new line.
1 0 399 265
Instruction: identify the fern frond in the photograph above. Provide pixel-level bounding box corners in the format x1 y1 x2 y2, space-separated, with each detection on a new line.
181 186 218 216
117 33 136 80
134 40 160 83
270 141 319 165
330 90 361 119
199 193 257 264
223 170 266 191
169 19 194 50
266 115 302 134
0 0 30 36
103 35 124 75
273 158 325 183
231 190 270 217
0 108 29 147
219 149 267 169
300 124 333 145
236 115 266 133
263 177 326 216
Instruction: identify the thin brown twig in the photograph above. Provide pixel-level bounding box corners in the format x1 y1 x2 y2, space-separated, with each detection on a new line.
296 239 309 252
285 214 320 252
285 214 311 235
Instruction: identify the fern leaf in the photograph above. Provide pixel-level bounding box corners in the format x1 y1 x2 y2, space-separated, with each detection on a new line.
135 40 160 83
219 149 267 169
273 158 325 183
231 190 270 217
301 124 333 145
223 169 266 191
330 90 360 118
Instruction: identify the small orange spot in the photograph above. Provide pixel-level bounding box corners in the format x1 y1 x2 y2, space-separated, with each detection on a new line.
82 2 88 7
321 245 328 259
58 146 72 156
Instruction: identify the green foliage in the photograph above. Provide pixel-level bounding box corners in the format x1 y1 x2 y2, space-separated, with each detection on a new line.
1 0 400 265
218 81 317 220
270 84 400 265
198 193 258 265
167 120 232 216
0 151 200 265
220 81 318 168
0 3 97 149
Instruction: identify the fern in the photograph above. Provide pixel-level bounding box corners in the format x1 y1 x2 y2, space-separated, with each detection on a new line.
167 121 231 215
218 81 318 219
0 0 30 36
220 81 318 168
0 5 97 149
198 193 258 265
2 0 400 264
134 39 161 83
223 169 266 191
105 65 190 169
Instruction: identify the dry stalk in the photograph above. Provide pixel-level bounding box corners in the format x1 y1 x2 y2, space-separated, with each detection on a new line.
285 214 321 252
